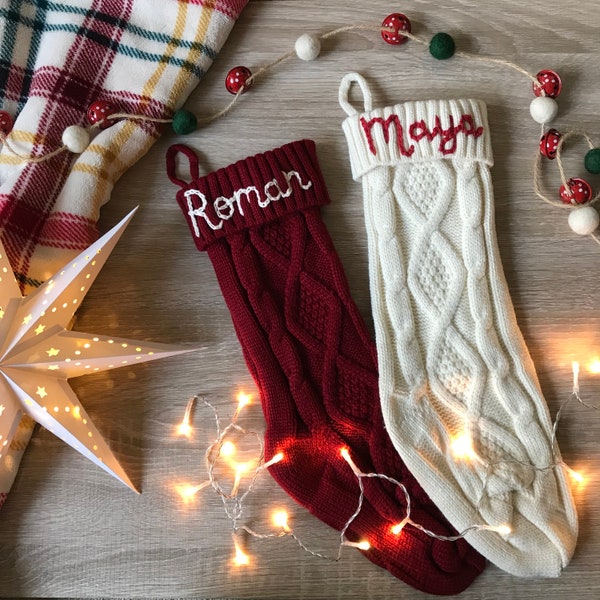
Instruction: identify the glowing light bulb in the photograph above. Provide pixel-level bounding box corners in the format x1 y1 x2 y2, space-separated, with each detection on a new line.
570 470 585 484
564 463 586 485
261 452 284 470
272 510 291 532
177 420 192 437
235 460 254 475
237 392 251 409
230 463 251 497
588 359 600 375
343 539 371 551
479 523 512 535
340 447 362 476
175 481 210 504
220 441 236 457
232 392 252 423
494 524 512 536
232 538 250 567
391 518 409 535
177 396 197 437
451 433 477 461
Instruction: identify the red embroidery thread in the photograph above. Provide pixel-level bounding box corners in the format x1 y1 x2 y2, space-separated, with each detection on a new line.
360 115 416 157
361 113 484 156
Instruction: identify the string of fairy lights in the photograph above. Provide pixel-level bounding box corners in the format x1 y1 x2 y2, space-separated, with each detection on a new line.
171 363 593 568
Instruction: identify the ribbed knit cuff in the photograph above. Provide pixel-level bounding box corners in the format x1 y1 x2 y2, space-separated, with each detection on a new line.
342 98 493 180
171 139 330 250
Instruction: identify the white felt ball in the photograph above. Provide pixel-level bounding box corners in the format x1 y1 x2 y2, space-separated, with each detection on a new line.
62 125 90 153
295 33 321 61
568 205 600 235
529 96 559 124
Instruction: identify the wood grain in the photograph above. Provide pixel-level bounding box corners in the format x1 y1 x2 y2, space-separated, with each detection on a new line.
2 0 600 597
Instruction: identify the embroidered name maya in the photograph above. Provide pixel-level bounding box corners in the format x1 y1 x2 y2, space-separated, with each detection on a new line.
360 113 484 156
185 169 313 237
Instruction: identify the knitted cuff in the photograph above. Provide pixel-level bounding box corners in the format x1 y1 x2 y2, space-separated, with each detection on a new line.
168 139 330 250
339 74 493 180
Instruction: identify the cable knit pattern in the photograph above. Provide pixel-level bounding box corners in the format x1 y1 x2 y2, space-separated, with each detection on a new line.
339 72 578 578
171 139 485 595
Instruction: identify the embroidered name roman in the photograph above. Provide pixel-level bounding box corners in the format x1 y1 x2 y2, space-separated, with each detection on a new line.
360 113 484 157
185 169 313 237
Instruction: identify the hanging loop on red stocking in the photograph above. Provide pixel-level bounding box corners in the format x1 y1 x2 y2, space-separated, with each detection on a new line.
166 143 200 187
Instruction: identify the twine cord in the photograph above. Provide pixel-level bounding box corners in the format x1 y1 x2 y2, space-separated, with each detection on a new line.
0 16 597 243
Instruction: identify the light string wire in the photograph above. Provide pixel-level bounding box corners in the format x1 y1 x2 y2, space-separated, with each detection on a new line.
173 375 590 567
469 362 591 510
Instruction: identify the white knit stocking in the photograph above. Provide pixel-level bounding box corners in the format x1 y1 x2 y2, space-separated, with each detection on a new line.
339 72 577 578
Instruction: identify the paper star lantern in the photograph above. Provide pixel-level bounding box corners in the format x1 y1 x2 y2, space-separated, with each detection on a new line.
0 209 193 492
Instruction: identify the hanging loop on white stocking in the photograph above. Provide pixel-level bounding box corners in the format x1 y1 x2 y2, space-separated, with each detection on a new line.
338 72 373 116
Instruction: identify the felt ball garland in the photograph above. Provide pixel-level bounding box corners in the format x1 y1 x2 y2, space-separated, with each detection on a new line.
0 110 13 135
295 33 321 61
61 125 90 154
87 100 117 129
585 148 600 174
530 96 559 124
0 11 599 243
171 109 198 135
429 32 456 60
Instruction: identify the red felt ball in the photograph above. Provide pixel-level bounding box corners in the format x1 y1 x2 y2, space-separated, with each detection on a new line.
0 110 13 135
559 177 593 204
226 66 253 95
381 13 411 45
533 70 562 98
87 100 117 129
539 128 562 159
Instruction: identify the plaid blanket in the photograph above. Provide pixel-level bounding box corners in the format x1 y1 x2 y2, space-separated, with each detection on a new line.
0 0 248 508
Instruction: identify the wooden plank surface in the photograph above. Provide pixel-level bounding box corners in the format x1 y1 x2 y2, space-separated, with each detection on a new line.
2 0 600 597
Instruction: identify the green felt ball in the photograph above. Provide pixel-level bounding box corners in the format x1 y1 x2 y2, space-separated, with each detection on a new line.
429 32 456 60
584 148 600 174
172 109 197 135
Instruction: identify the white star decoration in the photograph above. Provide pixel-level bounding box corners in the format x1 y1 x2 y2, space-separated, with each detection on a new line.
0 209 193 492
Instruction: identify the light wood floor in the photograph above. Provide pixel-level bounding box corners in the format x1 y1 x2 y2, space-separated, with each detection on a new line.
2 1 600 598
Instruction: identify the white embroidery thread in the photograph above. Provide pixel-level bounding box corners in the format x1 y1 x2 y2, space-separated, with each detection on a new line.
186 170 313 238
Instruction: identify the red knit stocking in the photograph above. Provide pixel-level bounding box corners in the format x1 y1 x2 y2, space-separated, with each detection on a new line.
168 140 485 594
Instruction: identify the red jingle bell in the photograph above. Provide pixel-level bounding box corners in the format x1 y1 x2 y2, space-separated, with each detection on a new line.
225 66 253 95
539 128 562 159
381 13 411 46
533 70 562 98
0 110 13 135
87 100 117 129
559 177 593 204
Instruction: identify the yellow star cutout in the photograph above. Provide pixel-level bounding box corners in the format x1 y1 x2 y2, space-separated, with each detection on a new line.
47 365 59 371
46 347 60 357
35 324 46 335
0 404 5 416
22 314 33 325
36 387 48 399
0 308 4 319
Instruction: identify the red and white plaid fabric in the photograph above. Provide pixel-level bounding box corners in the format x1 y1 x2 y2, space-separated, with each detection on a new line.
0 0 248 509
